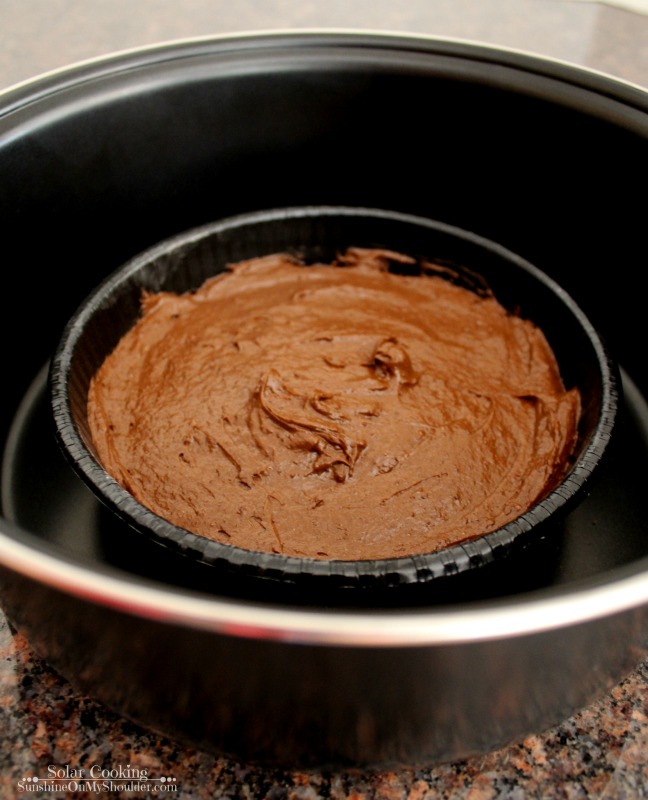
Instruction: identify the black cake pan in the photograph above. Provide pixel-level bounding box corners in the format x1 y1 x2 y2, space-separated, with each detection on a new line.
49 204 618 605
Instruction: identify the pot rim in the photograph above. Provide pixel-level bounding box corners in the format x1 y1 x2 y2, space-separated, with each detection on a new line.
2 516 648 646
1 28 647 114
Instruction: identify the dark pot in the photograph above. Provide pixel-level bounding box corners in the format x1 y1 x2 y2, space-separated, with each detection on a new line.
1 32 647 769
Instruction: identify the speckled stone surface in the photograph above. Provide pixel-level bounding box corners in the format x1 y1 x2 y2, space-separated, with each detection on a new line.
2 2 648 797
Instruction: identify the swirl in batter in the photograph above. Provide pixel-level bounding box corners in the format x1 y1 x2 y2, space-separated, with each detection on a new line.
87 248 581 560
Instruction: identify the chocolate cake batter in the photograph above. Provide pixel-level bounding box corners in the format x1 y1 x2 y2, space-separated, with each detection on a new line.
87 248 581 560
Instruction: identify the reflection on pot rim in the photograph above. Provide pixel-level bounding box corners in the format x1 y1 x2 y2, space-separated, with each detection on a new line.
2 496 648 648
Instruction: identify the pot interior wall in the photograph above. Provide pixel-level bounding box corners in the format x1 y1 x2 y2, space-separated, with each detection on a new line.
1 36 646 451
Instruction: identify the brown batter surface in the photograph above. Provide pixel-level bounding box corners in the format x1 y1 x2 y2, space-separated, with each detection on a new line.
87 248 581 560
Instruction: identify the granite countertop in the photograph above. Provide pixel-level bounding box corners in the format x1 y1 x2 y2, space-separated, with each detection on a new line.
2 1 648 797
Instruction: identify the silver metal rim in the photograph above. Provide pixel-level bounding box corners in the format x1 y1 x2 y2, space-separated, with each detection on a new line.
2 522 648 646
